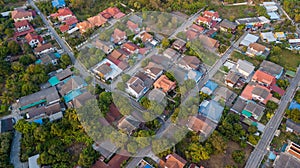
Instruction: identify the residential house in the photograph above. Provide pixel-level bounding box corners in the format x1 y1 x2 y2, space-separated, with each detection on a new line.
177 56 201 71
76 21 94 34
59 24 69 33
199 34 219 50
55 68 73 81
286 119 300 134
147 88 166 103
14 20 32 32
0 118 14 133
186 29 199 41
121 42 139 54
117 115 140 135
92 150 130 168
40 53 58 65
93 39 114 54
34 43 55 56
87 15 107 27
225 71 243 88
273 151 300 168
252 70 276 87
186 69 203 83
93 140 118 160
259 60 283 79
25 32 43 47
260 32 276 43
236 59 255 78
100 7 123 19
187 115 216 138
219 19 237 33
127 20 140 34
25 102 62 119
203 10 219 21
172 39 186 52
163 153 187 168
289 39 300 50
18 87 60 111
201 80 218 95
51 7 74 21
126 72 153 99
153 75 176 93
240 33 259 47
138 31 154 44
58 76 87 96
240 82 272 104
143 62 164 80
285 141 300 160
11 9 33 22
163 48 180 61
213 86 238 107
231 97 248 114
274 32 286 41
241 101 265 120
235 16 270 29
196 16 212 28
246 42 270 57
68 91 94 108
190 24 205 33
112 28 127 45
93 59 122 81
199 100 224 123
52 0 66 8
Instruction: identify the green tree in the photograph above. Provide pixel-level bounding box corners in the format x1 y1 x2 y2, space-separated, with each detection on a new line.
7 41 21 55
161 38 170 48
60 54 72 69
232 150 245 164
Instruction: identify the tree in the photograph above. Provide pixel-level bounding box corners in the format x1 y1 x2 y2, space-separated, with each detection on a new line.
248 125 258 134
140 97 151 109
208 131 227 153
121 74 131 82
185 143 210 162
78 145 99 168
232 150 245 164
127 141 138 154
286 109 300 123
161 38 170 48
19 55 35 66
7 41 21 55
60 54 72 69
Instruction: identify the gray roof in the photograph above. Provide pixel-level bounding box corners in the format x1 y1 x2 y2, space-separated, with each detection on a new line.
147 88 166 103
237 59 255 74
240 34 259 46
231 97 247 113
55 68 73 81
226 71 241 83
19 87 59 107
94 140 118 159
244 101 265 117
59 76 86 95
199 100 224 123
286 119 300 133
260 60 283 77
163 48 180 60
0 118 13 133
219 19 237 29
26 102 61 119
274 152 300 168
252 87 270 99
72 91 94 108
214 86 237 106
118 115 141 134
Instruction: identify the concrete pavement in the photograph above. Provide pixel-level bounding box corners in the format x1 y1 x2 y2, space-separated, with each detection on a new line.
10 131 28 168
245 66 300 168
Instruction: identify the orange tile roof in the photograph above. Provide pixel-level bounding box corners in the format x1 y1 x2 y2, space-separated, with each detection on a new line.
203 10 219 19
199 34 219 49
11 9 32 19
153 75 176 93
252 70 276 86
87 15 107 27
197 16 212 23
122 42 138 52
127 20 138 30
76 21 94 33
59 24 69 32
165 154 187 168
241 84 255 100
25 33 43 43
56 7 73 17
241 83 272 104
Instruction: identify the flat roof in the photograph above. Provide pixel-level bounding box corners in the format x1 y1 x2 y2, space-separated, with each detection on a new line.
240 34 259 46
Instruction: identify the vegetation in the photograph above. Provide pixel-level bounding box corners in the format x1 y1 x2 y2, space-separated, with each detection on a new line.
286 109 300 124
0 132 13 168
15 109 99 167
232 150 245 164
268 47 300 71
282 0 300 22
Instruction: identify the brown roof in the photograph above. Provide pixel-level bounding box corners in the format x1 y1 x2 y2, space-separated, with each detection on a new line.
72 92 94 108
165 154 187 168
226 71 241 83
117 61 129 70
105 103 122 123
127 76 145 94
109 50 123 60
55 68 73 81
96 63 112 76
93 40 113 54
27 102 61 118
87 15 107 27
14 20 30 28
219 19 237 30
180 56 201 69
144 62 163 75
11 9 32 19
153 75 176 93
127 20 138 30
249 43 266 52
122 42 138 52
140 32 153 42
199 34 219 49
187 115 214 134
186 29 199 40
34 43 53 53
92 149 130 168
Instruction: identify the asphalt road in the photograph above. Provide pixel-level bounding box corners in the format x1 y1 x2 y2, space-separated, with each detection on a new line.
245 66 300 168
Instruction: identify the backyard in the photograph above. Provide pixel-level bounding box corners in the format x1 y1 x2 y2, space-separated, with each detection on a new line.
268 49 300 71
230 51 263 68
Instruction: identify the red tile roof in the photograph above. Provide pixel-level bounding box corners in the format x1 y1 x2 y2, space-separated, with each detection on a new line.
76 21 94 33
203 10 219 19
14 20 30 28
11 9 32 19
25 33 43 43
191 24 205 33
63 16 78 26
252 70 276 86
127 20 138 30
100 7 121 19
87 15 107 27
122 42 138 52
114 12 125 19
56 7 73 17
197 16 212 24
59 24 69 33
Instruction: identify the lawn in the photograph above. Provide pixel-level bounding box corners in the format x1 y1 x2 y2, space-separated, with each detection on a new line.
209 5 257 21
212 70 226 85
268 49 300 71
230 51 262 68
200 141 253 168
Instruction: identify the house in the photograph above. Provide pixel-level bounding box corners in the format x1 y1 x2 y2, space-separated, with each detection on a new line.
55 68 73 81
235 16 270 29
87 15 107 27
59 24 69 33
201 80 218 95
153 75 176 93
143 62 164 80
240 82 272 104
246 43 270 57
273 152 300 168
138 31 154 43
203 10 219 21
231 97 248 114
163 48 180 61
187 115 216 138
92 150 130 168
289 39 300 50
199 34 219 49
196 16 212 28
240 33 259 46
93 59 122 81
199 100 224 123
286 119 300 134
112 28 127 45
127 20 140 34
252 70 276 87
259 60 283 79
69 91 94 108
219 19 237 33
172 39 186 52
190 24 205 33
163 153 187 168
178 56 201 71
34 43 55 56
268 12 280 20
28 154 40 168
18 87 60 111
213 86 238 107
93 39 114 54
40 53 58 65
51 7 74 21
121 42 139 54
236 59 255 78
93 140 118 160
63 16 78 28
52 0 66 8
25 102 62 119
58 76 87 96
11 9 33 22
117 115 140 135
14 20 32 32
126 76 147 99
147 88 166 103
25 33 43 47
186 29 199 41
76 21 94 33
285 141 300 160
274 32 286 41
241 101 265 120
100 7 123 19
0 118 14 133
260 32 276 43
225 71 243 88
186 69 203 83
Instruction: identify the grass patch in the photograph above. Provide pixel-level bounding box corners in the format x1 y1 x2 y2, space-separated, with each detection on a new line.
208 5 257 21
212 70 226 85
230 51 262 68
268 49 300 71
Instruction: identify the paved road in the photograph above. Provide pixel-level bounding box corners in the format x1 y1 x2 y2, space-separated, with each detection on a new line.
245 66 300 168
10 131 28 168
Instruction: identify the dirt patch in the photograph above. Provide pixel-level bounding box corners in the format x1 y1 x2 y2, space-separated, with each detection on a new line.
67 142 86 162
200 141 253 168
